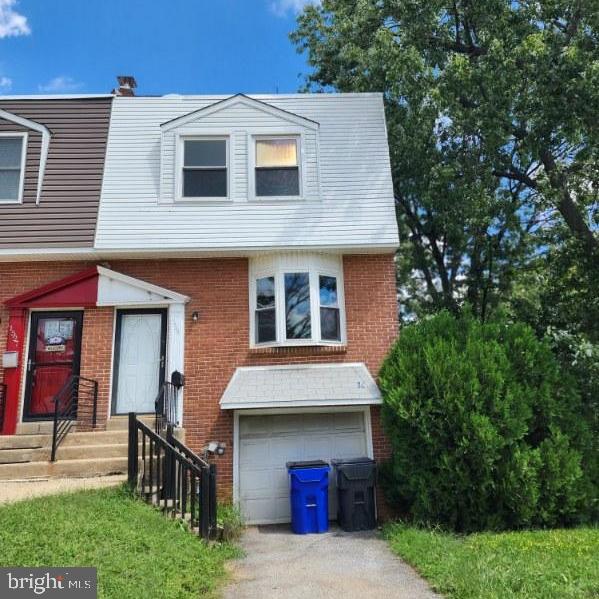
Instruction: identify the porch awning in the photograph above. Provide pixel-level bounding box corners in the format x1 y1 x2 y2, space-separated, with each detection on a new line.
5 265 189 308
219 362 382 410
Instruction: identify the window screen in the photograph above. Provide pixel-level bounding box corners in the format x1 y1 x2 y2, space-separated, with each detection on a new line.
182 139 227 198
255 138 299 197
0 137 24 201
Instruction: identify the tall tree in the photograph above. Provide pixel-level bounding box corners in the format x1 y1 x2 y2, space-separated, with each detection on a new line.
292 0 598 319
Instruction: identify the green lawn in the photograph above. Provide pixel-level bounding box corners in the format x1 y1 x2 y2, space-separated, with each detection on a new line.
0 485 239 598
385 523 599 599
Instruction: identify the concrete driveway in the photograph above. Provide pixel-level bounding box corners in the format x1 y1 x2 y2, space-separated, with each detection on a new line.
223 525 440 599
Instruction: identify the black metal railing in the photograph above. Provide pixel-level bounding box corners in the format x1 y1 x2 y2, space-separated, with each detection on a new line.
128 413 218 540
50 375 98 462
0 383 6 432
154 381 178 434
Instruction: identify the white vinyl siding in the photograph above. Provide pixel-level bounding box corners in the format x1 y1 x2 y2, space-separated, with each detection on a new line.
95 94 398 251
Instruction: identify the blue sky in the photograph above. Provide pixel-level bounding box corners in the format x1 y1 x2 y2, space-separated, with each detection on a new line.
0 0 318 96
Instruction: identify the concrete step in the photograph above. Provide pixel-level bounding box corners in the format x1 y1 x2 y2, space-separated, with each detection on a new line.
0 456 128 480
55 443 128 461
105 415 155 431
15 416 154 435
0 435 46 450
16 421 55 435
0 448 38 464
61 430 128 446
0 430 129 451
1 441 135 464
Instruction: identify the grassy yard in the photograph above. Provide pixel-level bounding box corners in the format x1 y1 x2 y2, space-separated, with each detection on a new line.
385 523 599 599
0 485 239 598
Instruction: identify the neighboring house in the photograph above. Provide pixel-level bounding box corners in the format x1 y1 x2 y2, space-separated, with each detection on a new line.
0 82 399 524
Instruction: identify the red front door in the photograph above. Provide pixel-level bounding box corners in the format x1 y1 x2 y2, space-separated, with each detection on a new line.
24 312 83 420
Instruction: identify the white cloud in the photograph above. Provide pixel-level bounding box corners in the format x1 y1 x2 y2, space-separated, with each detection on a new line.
38 76 84 93
270 0 320 17
0 75 12 90
0 0 30 38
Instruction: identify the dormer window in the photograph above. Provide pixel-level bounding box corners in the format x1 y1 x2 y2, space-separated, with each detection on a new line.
255 137 300 197
0 133 27 203
179 137 228 199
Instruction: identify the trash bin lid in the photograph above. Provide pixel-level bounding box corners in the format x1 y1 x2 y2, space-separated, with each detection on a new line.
286 460 329 470
331 457 375 467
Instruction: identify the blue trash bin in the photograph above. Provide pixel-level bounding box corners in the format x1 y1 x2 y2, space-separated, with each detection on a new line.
286 460 331 534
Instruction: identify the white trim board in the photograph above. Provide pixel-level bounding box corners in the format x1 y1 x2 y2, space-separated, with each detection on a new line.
0 109 51 205
161 94 320 133
96 266 190 306
0 243 399 262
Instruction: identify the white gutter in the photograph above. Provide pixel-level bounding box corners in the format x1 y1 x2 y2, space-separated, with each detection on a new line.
0 242 399 262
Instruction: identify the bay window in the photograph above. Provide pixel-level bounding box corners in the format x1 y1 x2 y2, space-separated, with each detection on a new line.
251 255 345 346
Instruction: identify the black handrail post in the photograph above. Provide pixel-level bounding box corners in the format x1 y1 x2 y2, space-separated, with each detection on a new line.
155 381 179 436
209 463 217 538
200 467 210 539
92 380 98 428
164 425 176 499
50 395 60 462
128 411 138 488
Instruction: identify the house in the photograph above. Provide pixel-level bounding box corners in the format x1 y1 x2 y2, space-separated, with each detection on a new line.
0 80 399 524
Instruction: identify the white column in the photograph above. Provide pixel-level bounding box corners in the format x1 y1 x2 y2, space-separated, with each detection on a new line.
167 303 186 426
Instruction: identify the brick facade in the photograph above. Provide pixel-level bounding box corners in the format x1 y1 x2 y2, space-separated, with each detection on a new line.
0 254 398 502
78 307 114 430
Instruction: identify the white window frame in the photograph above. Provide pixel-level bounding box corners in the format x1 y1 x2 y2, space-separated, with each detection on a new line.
249 255 347 348
253 273 277 345
0 132 27 204
249 133 304 201
175 134 230 202
317 272 343 343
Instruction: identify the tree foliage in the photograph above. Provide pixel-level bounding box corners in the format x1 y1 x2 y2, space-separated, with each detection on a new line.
292 0 599 320
379 311 594 531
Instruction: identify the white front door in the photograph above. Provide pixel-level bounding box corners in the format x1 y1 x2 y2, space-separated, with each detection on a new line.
237 411 370 525
113 310 166 414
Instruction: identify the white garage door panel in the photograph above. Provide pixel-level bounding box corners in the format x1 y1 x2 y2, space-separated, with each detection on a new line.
238 411 369 524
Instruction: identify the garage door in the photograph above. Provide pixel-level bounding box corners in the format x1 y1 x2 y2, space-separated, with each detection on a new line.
238 411 369 524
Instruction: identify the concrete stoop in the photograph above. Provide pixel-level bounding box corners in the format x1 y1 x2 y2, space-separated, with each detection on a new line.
0 457 129 480
105 415 155 431
0 421 149 481
0 416 169 481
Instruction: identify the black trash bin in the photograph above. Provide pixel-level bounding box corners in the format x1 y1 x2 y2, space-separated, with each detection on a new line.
331 457 377 531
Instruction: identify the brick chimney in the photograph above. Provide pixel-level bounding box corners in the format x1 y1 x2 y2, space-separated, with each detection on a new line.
112 75 137 96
